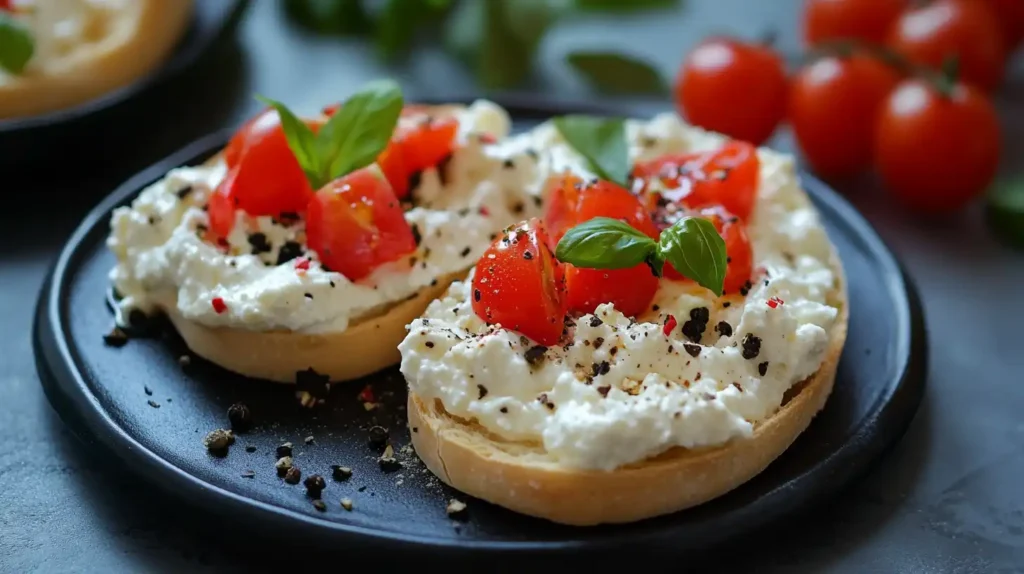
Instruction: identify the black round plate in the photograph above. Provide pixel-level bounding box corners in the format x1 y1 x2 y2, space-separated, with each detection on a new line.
0 0 246 168
33 100 927 560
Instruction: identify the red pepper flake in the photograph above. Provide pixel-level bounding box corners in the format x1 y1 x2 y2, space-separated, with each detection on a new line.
294 257 311 271
663 315 677 336
478 133 497 144
211 297 227 314
479 206 490 216
767 296 785 309
358 385 375 403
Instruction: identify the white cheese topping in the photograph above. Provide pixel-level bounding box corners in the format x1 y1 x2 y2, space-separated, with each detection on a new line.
107 100 545 334
398 113 842 471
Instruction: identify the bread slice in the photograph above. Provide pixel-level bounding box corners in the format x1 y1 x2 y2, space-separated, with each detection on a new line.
0 0 194 119
408 254 849 526
165 271 462 384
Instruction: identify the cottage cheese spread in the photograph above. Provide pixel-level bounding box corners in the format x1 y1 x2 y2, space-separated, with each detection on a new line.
107 100 546 334
399 114 842 471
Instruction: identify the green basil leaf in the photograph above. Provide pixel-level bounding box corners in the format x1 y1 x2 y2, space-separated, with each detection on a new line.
574 0 680 11
283 0 373 36
0 14 34 75
317 78 403 182
253 94 322 186
566 51 668 95
986 178 1024 249
555 217 657 269
657 216 727 296
552 115 631 188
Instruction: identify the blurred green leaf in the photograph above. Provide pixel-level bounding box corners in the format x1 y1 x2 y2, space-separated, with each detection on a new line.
284 0 373 35
566 51 668 95
986 178 1024 250
376 0 424 61
446 0 562 90
573 0 680 12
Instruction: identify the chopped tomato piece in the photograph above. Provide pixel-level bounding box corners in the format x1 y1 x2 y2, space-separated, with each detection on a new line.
305 167 416 281
471 219 568 346
543 176 660 317
216 108 317 222
634 141 759 221
378 115 459 199
207 170 238 238
664 205 753 296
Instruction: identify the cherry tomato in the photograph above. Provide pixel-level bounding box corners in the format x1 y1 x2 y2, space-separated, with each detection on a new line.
887 0 1007 92
379 115 459 199
207 169 239 239
985 0 1024 49
874 78 1001 213
802 0 905 46
0 1 13 11
663 206 753 296
675 38 788 145
543 176 660 317
216 108 316 220
788 53 902 179
633 141 760 222
471 219 568 346
305 167 416 280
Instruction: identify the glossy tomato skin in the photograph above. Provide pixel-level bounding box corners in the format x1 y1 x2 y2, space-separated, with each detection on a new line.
305 167 416 280
675 38 788 145
887 0 1007 92
789 53 902 179
985 0 1024 49
471 219 568 346
874 79 1001 213
663 206 753 296
543 177 661 318
633 140 760 222
216 108 316 219
378 115 459 199
802 0 905 46
207 169 239 239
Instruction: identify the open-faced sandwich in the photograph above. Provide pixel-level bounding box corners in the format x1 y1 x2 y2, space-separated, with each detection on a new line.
399 113 848 525
107 80 551 397
0 0 194 119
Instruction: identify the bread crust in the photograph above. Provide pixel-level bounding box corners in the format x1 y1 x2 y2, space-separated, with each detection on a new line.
0 0 194 119
165 272 462 383
408 253 849 526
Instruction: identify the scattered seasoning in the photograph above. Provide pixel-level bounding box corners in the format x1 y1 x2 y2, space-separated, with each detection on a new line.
357 385 376 404
278 211 301 226
340 498 354 511
663 315 678 336
597 385 611 397
295 368 331 401
176 185 193 199
739 280 753 297
284 466 302 485
226 403 252 432
477 384 489 399
609 347 618 356
304 292 313 300
247 232 271 255
293 257 311 272
331 465 353 481
767 296 785 309
592 361 611 377
683 343 702 358
460 246 472 257
147 400 161 409
741 333 762 360
502 158 516 169
593 337 605 350
425 341 435 348
276 443 293 458
275 456 293 476
177 354 191 368
378 445 401 472
304 435 315 445
446 499 468 519
537 393 556 410
758 362 769 376
144 386 153 396
722 302 731 308
589 316 603 328
245 445 257 453
512 201 525 214
241 470 255 479
523 251 534 260
303 474 326 498
473 289 481 302
524 345 547 366
102 326 128 347
733 382 744 392
203 429 235 453
367 426 389 449
715 321 733 338
211 297 227 314
681 307 710 342
410 223 422 246
277 241 304 265
312 499 327 512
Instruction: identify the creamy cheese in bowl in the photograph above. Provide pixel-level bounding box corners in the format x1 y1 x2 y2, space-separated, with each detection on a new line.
107 100 547 334
398 113 843 471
